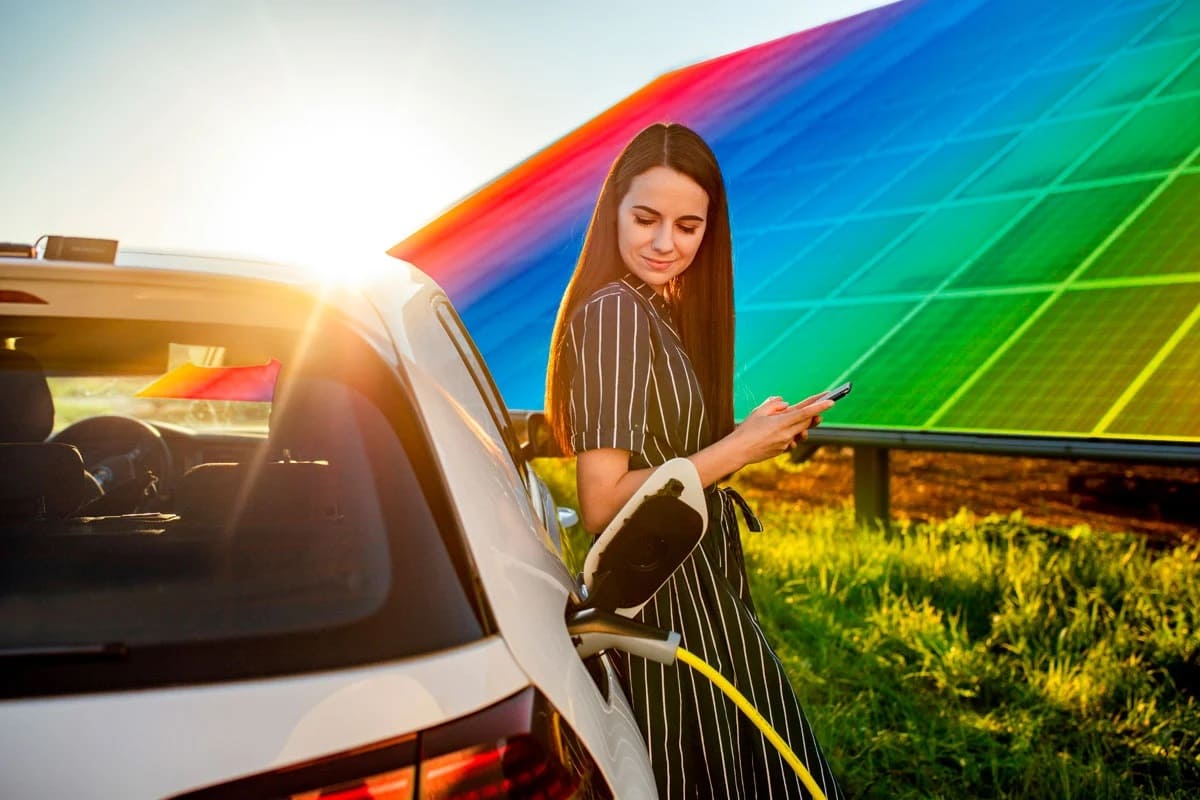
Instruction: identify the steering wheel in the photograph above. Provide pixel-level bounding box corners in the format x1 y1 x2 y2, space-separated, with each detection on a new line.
50 415 174 514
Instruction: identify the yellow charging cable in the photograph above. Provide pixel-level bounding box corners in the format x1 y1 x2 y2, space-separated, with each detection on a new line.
676 647 828 800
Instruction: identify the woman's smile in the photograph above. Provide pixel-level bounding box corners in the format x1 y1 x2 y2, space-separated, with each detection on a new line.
617 165 709 294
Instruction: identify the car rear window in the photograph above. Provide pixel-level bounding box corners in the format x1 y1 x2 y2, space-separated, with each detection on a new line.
0 315 486 697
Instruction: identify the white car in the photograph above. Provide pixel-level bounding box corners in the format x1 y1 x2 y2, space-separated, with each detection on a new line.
0 242 663 799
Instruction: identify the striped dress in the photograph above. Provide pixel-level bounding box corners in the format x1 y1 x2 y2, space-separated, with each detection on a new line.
566 275 844 800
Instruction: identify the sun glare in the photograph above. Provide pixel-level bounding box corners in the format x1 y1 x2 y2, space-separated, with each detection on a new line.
214 106 469 282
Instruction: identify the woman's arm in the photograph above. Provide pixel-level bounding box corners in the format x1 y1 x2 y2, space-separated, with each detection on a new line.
575 396 833 535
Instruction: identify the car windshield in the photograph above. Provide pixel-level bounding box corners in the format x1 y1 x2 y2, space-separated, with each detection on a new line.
0 313 485 694
48 377 273 433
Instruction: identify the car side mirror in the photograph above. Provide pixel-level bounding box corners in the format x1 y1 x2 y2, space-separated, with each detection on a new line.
509 409 565 460
576 458 707 617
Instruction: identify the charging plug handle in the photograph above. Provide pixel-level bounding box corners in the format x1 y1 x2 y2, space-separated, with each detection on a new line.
567 607 680 664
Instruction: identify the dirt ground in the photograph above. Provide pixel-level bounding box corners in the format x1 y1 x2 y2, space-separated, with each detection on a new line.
737 446 1200 544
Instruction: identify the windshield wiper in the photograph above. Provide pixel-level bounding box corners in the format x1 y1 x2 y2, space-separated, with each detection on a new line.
0 643 129 663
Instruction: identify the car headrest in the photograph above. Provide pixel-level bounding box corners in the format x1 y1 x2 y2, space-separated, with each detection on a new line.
177 460 340 530
0 349 54 442
268 377 363 462
0 443 91 521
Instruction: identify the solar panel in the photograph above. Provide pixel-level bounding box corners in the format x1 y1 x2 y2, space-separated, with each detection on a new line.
391 0 1200 445
1085 173 1200 279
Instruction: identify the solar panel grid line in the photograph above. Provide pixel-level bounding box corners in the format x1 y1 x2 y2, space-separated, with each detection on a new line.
936 284 1200 434
730 48 921 173
944 41 1200 191
740 1 1154 387
844 11 1142 206
742 270 1200 315
1075 272 1200 291
823 293 1052 427
733 5 1106 327
1107 323 1200 439
732 0 999 175
1051 33 1200 118
955 35 1200 138
738 185 1038 234
1092 300 1200 433
961 64 1102 137
691 13 921 175
949 179 1160 288
738 177 914 303
1085 174 1200 280
922 133 1200 429
809 159 1199 238
734 50 1191 193
1056 2 1163 65
1065 93 1200 186
1134 0 1200 45
948 19 1191 198
902 1 1198 424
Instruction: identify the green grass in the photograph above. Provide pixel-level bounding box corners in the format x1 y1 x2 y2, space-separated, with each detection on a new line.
533 456 1200 799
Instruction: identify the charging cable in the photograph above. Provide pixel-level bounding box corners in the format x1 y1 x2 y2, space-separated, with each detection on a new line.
676 647 827 800
571 609 828 800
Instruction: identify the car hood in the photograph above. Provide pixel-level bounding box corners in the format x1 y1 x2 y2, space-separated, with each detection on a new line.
0 636 527 798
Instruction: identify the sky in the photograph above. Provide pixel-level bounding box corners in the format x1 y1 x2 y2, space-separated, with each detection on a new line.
1 0 892 270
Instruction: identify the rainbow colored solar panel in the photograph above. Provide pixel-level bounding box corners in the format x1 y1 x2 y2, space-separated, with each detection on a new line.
391 0 1200 443
137 359 280 402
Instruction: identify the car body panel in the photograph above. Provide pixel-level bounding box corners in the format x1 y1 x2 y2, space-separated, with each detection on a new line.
400 357 656 798
0 637 528 798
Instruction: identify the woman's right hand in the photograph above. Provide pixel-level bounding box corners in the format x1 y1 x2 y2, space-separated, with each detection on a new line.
728 395 834 466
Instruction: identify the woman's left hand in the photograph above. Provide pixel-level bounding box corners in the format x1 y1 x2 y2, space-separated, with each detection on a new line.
756 393 824 429
749 395 789 418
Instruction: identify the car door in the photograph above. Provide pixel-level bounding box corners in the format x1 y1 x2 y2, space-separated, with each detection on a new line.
371 284 656 796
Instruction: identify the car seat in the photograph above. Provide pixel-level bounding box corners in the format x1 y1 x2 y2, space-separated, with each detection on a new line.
175 460 339 531
0 348 54 443
0 349 96 520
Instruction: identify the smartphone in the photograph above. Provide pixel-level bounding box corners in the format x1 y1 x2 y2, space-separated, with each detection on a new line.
819 381 853 402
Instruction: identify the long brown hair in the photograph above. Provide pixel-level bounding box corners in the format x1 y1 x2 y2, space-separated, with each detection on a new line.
545 122 735 455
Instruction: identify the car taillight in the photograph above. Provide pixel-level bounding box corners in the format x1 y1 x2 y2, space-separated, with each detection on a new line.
419 734 579 799
172 689 609 800
291 767 416 800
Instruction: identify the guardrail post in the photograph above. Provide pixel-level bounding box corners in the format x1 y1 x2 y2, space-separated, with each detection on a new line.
854 446 890 530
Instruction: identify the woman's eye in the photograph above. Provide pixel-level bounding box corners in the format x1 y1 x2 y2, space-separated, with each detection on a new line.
634 216 655 226
678 226 698 235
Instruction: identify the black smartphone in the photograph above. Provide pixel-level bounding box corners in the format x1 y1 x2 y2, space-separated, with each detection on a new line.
820 381 852 402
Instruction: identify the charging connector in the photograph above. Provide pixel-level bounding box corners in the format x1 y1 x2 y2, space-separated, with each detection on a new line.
567 608 680 664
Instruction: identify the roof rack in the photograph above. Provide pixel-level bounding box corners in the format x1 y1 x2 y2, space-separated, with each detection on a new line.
0 243 36 259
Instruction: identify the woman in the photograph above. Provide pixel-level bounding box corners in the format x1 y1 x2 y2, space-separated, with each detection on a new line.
546 123 844 799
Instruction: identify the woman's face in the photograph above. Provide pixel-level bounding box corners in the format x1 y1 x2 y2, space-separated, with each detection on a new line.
616 165 709 294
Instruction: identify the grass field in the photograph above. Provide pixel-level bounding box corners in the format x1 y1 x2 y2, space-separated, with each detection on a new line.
533 456 1200 799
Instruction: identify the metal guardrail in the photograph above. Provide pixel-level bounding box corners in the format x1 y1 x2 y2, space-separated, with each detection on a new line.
511 409 1200 465
805 428 1200 465
511 410 1200 529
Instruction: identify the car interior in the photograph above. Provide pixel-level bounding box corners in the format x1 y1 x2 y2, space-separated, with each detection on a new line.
0 316 398 647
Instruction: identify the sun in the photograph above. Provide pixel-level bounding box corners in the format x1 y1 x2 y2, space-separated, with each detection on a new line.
213 105 469 280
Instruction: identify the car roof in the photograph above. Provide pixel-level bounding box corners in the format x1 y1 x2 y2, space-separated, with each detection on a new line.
0 249 439 361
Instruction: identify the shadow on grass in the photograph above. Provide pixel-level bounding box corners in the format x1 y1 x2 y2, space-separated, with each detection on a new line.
743 506 1200 800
